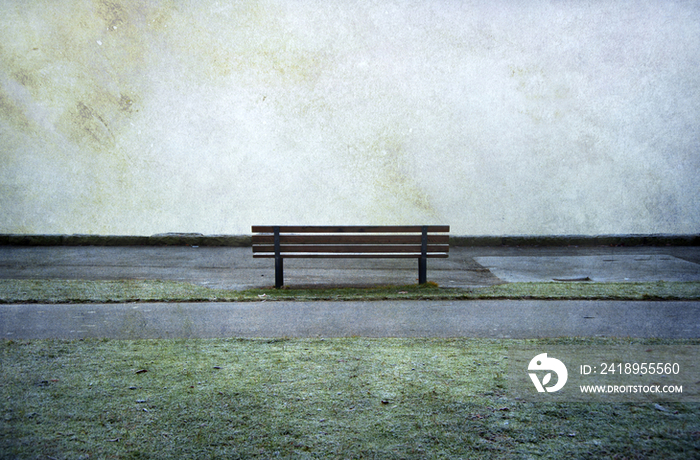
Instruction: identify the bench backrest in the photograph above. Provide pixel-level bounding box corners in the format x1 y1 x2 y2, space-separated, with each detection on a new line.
252 226 450 258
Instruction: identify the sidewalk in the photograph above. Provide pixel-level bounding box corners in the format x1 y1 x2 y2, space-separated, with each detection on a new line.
1 245 699 289
3 300 699 340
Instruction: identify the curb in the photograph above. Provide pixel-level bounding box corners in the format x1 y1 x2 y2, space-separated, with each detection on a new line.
450 234 700 247
1 233 698 247
0 233 251 247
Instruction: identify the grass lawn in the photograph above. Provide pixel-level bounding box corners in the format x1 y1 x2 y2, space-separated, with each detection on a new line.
1 279 700 303
2 337 699 459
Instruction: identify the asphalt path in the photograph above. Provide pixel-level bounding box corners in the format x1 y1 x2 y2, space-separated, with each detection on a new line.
2 300 699 340
2 246 699 289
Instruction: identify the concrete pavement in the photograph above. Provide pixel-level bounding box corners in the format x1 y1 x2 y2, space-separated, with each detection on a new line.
2 300 699 340
1 243 699 339
1 245 699 289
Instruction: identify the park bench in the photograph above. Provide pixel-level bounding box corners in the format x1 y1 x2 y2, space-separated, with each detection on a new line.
252 225 450 288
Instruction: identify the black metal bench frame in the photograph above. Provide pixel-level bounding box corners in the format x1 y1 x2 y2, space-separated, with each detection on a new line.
252 225 449 288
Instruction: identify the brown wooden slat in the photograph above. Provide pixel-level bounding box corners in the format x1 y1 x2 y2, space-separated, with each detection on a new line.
252 225 449 233
252 234 449 245
253 253 449 259
252 244 449 253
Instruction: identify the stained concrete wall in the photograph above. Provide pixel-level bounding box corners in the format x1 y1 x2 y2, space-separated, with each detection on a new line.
1 0 698 236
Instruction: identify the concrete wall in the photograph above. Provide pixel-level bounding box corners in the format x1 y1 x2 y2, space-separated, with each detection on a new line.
1 0 698 236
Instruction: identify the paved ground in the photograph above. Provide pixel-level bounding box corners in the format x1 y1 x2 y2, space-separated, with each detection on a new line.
1 244 699 339
2 300 699 340
2 245 699 289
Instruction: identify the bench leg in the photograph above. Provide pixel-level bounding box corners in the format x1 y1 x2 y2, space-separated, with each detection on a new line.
418 257 427 284
274 225 283 288
418 225 427 284
275 256 283 288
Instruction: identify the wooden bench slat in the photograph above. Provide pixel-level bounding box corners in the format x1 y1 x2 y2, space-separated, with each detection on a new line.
252 244 449 253
252 234 450 245
253 253 449 259
252 225 449 233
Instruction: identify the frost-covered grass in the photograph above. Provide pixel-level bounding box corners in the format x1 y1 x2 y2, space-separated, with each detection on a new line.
1 279 699 303
2 337 698 459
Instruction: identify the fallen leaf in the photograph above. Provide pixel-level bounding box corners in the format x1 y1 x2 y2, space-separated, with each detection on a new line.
654 403 669 412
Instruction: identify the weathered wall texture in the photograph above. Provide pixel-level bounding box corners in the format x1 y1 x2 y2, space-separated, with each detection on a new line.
1 0 698 235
